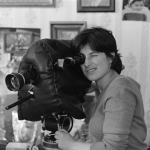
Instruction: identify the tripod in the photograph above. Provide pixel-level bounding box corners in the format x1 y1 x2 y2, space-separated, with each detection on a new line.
34 111 73 150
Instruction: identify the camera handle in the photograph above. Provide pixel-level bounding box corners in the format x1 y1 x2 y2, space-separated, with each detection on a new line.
5 91 34 110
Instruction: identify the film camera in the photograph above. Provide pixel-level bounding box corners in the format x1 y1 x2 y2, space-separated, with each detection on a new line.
5 39 90 150
5 53 85 92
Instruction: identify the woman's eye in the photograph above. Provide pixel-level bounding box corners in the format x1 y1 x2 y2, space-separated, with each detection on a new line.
91 55 97 57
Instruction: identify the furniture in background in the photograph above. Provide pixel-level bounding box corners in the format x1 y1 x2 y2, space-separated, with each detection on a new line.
123 13 147 21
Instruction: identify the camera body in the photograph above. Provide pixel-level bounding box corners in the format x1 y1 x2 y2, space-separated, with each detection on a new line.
5 39 91 150
5 53 85 92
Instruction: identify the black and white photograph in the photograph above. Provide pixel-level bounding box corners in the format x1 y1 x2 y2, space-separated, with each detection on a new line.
122 0 150 21
0 1 150 150
77 0 115 12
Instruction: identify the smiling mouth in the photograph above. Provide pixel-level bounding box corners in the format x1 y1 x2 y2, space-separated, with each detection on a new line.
86 68 96 73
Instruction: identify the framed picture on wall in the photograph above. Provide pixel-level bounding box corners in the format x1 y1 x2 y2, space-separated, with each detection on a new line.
77 0 115 12
0 0 55 7
50 21 87 40
4 32 33 54
122 0 150 22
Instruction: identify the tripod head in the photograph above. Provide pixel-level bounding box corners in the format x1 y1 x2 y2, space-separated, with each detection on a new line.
41 111 73 150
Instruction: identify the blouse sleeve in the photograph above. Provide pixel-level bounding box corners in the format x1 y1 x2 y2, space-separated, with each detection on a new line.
90 85 137 150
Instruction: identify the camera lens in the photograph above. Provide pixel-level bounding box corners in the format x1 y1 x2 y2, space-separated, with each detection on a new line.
5 73 25 91
5 65 38 91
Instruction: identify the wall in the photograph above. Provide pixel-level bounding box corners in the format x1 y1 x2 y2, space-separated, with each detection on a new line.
0 0 121 39
0 0 150 145
121 21 150 145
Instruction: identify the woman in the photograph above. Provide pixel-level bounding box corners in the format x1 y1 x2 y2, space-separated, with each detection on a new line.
55 27 147 150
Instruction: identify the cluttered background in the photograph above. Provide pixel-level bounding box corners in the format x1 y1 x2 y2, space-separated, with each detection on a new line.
0 0 150 148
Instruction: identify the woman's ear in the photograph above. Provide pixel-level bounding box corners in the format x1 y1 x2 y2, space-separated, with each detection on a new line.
108 52 115 63
111 52 115 60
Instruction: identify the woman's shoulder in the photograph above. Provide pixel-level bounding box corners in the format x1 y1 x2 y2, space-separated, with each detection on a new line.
100 76 141 103
108 75 140 92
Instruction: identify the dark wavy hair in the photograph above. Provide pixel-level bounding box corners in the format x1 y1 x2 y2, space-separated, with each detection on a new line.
72 27 123 74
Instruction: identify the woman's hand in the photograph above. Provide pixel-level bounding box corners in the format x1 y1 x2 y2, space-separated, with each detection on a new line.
55 128 75 150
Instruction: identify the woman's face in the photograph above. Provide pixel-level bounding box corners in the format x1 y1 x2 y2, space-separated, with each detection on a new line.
80 44 112 81
131 1 144 11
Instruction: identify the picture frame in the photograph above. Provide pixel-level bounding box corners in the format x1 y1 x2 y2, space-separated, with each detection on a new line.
122 0 150 22
50 21 87 40
77 0 115 12
0 0 55 7
4 32 33 54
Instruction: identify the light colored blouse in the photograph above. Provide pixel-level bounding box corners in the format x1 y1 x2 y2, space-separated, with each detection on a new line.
89 75 147 150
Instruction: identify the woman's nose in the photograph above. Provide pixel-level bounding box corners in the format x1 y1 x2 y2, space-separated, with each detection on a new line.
84 57 91 67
